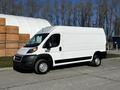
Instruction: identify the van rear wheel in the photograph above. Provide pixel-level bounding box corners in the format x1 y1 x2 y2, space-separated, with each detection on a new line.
34 59 50 74
90 55 101 67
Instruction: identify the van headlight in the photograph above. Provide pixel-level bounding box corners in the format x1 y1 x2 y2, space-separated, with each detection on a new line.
27 47 38 53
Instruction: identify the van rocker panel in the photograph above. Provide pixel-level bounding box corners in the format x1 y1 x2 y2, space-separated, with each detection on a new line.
55 56 92 64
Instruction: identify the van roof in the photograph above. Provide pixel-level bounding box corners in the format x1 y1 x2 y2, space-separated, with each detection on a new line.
37 26 54 34
37 26 104 34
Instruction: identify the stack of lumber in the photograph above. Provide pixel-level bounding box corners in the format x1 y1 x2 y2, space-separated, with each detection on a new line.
19 34 30 48
5 25 19 56
0 18 30 57
0 18 5 26
0 18 6 57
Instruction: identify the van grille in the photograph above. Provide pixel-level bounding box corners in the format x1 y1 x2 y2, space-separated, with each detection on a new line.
15 55 22 62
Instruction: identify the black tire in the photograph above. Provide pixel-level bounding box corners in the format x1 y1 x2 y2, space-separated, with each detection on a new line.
90 55 101 67
34 59 50 74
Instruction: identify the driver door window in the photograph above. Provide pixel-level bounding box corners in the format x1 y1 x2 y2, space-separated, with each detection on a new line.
44 34 60 48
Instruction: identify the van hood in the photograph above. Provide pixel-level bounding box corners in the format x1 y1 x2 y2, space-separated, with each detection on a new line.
17 47 31 55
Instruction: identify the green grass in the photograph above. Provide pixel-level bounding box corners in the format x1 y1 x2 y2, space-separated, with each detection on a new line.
0 54 120 68
0 57 13 68
106 54 120 58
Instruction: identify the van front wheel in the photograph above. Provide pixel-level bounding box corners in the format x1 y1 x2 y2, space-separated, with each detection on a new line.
34 59 50 74
90 55 101 67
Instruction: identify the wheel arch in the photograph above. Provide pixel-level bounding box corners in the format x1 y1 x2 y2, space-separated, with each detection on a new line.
34 54 53 68
93 51 104 59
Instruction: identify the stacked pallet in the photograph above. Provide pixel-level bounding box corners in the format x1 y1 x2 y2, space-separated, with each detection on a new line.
0 18 30 57
6 25 19 56
0 18 6 57
19 34 30 48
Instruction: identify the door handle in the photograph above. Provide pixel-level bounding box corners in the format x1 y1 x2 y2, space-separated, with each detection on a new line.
59 47 62 51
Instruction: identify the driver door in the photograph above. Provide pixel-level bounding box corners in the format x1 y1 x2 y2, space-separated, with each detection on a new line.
43 34 62 64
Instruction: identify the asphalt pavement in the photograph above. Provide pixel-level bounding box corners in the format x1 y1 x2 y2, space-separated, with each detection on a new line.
0 58 120 90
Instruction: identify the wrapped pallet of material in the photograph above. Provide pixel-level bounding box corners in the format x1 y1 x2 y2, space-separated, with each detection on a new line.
0 49 5 57
6 34 19 42
6 42 19 49
6 25 19 34
0 43 5 49
0 18 6 26
19 43 25 48
6 49 18 56
0 34 5 43
19 34 30 43
0 26 6 33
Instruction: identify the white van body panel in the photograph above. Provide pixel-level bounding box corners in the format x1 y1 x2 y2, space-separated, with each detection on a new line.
16 26 106 66
17 47 32 55
0 14 51 38
48 26 106 66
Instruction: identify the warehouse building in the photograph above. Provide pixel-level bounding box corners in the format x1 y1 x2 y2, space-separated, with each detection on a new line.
0 14 51 38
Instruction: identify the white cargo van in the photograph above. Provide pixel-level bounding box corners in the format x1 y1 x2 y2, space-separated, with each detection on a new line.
13 26 106 74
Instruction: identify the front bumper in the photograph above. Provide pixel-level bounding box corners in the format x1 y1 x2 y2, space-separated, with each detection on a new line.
13 55 37 71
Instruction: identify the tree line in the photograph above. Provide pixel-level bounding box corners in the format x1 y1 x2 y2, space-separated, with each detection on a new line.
0 0 120 41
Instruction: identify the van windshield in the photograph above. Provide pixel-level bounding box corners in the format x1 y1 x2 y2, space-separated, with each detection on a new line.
25 34 48 47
